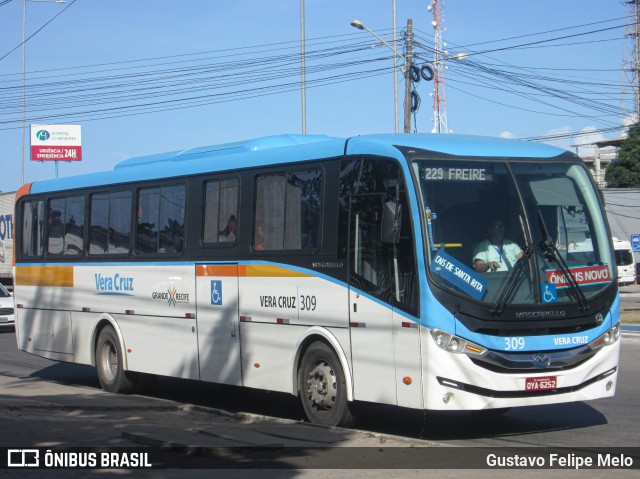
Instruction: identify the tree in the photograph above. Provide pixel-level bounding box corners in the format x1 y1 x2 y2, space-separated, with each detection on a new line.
605 122 640 187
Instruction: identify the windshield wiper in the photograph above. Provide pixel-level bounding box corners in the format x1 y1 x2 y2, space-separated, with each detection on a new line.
537 211 589 311
489 244 534 315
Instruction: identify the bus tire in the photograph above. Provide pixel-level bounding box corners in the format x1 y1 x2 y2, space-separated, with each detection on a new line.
95 326 135 394
298 341 355 428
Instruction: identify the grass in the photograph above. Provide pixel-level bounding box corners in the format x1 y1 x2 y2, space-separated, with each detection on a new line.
621 310 640 324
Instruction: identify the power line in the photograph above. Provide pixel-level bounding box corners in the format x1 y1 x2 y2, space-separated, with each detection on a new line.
0 11 629 140
442 16 628 51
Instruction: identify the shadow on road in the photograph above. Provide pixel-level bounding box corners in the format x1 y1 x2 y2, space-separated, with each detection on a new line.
29 362 608 442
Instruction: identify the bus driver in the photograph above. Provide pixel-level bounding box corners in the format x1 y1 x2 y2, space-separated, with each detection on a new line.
473 219 523 272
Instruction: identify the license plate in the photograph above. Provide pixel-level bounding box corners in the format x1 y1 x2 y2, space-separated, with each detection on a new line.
525 376 557 391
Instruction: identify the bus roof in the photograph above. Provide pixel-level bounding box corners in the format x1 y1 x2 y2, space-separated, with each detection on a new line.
28 133 570 194
346 133 568 159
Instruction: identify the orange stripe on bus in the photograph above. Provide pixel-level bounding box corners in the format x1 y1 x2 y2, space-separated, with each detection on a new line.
196 264 309 278
15 266 74 287
244 265 310 278
196 265 239 277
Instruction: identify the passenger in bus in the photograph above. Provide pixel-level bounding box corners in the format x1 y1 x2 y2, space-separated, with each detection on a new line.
473 219 523 272
218 215 237 242
254 223 265 250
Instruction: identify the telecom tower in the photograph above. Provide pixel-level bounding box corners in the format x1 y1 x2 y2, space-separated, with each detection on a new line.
623 0 640 124
429 0 449 133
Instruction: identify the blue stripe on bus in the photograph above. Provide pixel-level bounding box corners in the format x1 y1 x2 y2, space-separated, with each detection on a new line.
17 258 617 349
16 259 422 323
454 294 619 352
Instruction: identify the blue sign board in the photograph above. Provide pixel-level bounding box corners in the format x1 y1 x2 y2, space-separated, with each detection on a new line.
631 234 640 252
431 250 489 300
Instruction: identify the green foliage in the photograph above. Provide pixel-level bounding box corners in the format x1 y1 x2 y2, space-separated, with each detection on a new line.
605 122 640 187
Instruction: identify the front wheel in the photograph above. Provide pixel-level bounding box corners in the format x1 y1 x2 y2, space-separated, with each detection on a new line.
95 326 135 394
298 341 355 427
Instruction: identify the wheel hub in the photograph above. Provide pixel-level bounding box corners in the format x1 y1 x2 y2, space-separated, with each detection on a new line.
307 360 337 410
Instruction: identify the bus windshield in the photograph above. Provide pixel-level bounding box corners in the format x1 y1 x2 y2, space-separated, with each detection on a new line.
411 157 615 308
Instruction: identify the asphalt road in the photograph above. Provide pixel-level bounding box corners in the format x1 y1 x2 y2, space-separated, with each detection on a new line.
620 283 640 311
0 329 638 477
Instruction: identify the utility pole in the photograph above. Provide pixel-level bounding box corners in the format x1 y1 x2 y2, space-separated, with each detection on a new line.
404 18 413 133
623 0 640 123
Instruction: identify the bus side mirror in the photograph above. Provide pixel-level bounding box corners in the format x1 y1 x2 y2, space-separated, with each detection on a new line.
381 200 402 244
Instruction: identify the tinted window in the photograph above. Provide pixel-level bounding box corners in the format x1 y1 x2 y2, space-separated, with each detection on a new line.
136 186 185 254
255 170 322 251
21 200 44 257
203 179 239 244
89 191 132 255
47 196 85 256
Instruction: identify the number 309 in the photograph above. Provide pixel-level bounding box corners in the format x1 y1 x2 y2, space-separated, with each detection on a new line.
504 337 525 350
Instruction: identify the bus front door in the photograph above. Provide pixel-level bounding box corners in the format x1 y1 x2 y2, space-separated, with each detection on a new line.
195 264 242 385
348 195 397 405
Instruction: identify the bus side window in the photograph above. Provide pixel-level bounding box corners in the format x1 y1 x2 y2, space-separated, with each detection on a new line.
254 169 322 251
136 189 159 254
48 199 65 255
158 186 186 253
90 191 132 255
203 179 239 245
21 200 44 258
47 196 85 256
64 196 84 255
136 185 185 255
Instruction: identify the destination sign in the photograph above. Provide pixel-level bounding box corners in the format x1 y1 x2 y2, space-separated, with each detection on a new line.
422 167 491 182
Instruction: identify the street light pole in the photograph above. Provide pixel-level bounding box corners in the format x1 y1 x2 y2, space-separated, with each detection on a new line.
351 19 410 132
392 0 398 133
21 0 27 186
21 0 66 185
300 0 307 134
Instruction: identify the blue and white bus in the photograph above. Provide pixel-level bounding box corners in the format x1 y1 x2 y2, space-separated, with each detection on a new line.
13 133 621 427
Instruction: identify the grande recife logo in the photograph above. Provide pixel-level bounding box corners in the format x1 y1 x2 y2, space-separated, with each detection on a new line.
546 265 611 289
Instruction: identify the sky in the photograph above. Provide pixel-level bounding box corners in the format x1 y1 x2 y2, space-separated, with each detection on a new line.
0 0 632 193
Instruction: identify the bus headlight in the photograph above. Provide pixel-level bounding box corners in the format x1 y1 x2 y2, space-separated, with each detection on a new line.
430 329 487 356
589 323 621 350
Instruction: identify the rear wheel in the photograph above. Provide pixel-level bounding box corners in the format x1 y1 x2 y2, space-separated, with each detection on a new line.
298 341 355 427
95 326 135 394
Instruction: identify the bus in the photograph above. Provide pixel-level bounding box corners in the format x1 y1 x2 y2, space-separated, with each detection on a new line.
13 133 621 427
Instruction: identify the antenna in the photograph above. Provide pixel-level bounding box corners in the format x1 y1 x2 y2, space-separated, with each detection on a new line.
430 0 449 133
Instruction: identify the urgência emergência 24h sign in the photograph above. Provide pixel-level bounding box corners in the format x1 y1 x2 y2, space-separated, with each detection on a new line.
30 124 82 161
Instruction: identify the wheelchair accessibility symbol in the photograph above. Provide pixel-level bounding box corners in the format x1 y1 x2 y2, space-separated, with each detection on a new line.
210 280 222 305
542 283 557 303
